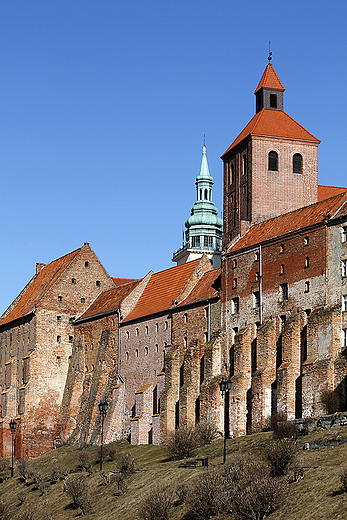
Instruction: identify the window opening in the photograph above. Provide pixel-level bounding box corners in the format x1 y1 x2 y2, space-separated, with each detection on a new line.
268 151 278 171
304 281 310 293
242 155 247 175
270 93 277 108
281 283 288 301
231 297 239 314
343 295 347 312
200 356 205 384
305 257 310 268
343 328 347 349
180 364 184 387
253 291 260 309
342 259 347 277
304 236 309 246
293 153 303 174
342 227 347 243
85 261 89 267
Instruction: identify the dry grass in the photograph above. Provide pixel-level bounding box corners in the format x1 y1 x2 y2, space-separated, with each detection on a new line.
0 428 346 519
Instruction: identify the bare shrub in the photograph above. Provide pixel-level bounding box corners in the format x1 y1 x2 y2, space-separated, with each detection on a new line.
265 412 286 432
0 461 9 483
288 456 304 482
186 470 231 519
175 484 188 505
341 468 347 493
138 486 173 520
114 472 128 495
166 426 197 461
222 455 259 487
263 439 298 478
106 447 117 461
0 498 8 520
18 505 35 520
63 474 91 515
17 489 27 505
272 421 299 440
195 419 219 446
78 451 91 470
49 463 69 483
16 460 34 485
117 453 135 476
321 389 340 415
231 475 286 520
31 471 50 495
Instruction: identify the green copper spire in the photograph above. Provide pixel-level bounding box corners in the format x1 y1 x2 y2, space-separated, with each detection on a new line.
172 142 223 268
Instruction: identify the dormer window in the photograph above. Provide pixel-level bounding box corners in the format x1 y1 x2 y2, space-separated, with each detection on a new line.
268 151 278 171
270 93 277 108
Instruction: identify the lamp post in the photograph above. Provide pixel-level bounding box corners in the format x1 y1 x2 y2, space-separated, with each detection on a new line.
98 401 108 471
219 377 231 464
9 419 17 477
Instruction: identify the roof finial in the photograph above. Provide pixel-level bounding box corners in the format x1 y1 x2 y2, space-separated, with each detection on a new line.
268 40 272 62
204 133 206 146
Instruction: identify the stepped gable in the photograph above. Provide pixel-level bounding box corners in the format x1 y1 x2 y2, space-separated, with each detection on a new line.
227 191 347 254
254 62 285 93
0 248 81 326
122 259 201 322
112 277 138 286
178 268 221 307
318 185 347 201
222 109 320 157
76 280 141 322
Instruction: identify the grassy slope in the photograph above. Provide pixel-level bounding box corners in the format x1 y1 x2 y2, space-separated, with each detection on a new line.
1 428 347 519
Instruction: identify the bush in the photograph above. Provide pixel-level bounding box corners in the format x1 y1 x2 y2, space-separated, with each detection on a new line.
106 447 117 461
272 421 299 440
114 472 128 495
17 489 27 505
186 471 231 519
16 461 34 485
0 461 9 483
265 412 286 432
321 389 340 415
31 471 50 495
263 439 298 478
78 451 91 470
0 498 7 520
195 419 219 446
222 455 253 487
117 453 136 476
166 427 197 461
138 487 173 520
63 474 91 516
231 475 286 520
49 463 69 483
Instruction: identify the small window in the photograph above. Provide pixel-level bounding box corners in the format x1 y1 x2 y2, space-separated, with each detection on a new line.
69 336 73 343
184 337 187 348
81 298 85 303
125 352 129 361
155 344 159 353
343 328 347 348
232 278 237 289
281 283 288 301
58 295 62 302
342 227 347 243
57 315 61 323
305 257 310 268
155 323 159 332
164 321 168 330
242 155 247 175
180 365 184 387
204 236 213 248
304 281 310 293
135 349 139 358
255 251 259 261
304 236 309 246
255 272 260 282
192 236 200 247
184 313 188 323
126 331 129 339
56 356 61 365
144 347 148 356
57 335 61 343
280 264 285 275
253 291 260 309
342 259 347 277
343 295 347 312
71 278 76 284
145 326 148 334
230 163 234 184
279 244 284 253
231 297 239 314
96 281 101 287
293 153 302 174
85 261 89 267
270 93 277 108
232 259 237 268
69 317 75 324
268 151 278 171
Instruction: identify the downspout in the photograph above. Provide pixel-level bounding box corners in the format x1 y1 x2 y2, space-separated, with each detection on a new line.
208 302 211 342
259 245 263 325
116 308 125 423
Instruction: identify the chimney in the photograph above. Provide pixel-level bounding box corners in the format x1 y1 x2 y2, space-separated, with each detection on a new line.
36 263 46 274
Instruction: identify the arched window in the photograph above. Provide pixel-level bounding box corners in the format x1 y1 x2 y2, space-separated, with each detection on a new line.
204 188 208 200
268 151 278 171
293 153 302 174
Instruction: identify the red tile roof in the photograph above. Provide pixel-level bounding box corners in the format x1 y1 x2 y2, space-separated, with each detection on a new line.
222 109 320 157
227 191 347 254
123 260 201 322
254 63 285 93
112 278 138 286
0 248 81 327
77 280 140 321
318 185 347 201
178 268 221 307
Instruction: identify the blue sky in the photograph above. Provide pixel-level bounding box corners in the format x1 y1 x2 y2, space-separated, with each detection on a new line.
1 0 347 314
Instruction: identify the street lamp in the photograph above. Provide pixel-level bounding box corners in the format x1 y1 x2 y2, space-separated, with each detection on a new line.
9 419 17 477
98 401 108 471
219 377 232 464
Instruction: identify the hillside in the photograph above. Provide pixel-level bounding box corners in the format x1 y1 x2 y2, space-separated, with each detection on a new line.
1 426 347 519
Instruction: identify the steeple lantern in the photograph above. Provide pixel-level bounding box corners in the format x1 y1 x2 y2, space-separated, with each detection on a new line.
254 63 285 113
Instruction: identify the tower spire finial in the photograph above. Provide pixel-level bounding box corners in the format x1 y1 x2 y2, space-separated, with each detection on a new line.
204 133 205 146
268 40 272 62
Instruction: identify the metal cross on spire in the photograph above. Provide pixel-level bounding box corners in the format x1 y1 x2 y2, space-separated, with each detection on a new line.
268 40 272 62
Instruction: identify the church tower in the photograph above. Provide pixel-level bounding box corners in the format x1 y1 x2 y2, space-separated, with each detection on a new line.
172 143 223 268
221 62 320 249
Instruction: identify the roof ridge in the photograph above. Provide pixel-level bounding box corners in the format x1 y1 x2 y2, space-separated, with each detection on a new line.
280 110 320 143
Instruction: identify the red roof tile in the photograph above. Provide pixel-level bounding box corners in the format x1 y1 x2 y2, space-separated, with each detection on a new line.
227 192 347 254
77 280 140 321
222 109 320 157
0 248 81 327
254 63 285 93
123 260 201 322
178 268 221 307
112 277 138 286
318 185 347 201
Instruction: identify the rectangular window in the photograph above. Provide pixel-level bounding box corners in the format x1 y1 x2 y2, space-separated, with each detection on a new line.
231 297 239 314
342 259 347 277
204 236 213 248
304 281 310 293
270 93 277 108
192 236 200 247
281 283 288 301
343 295 347 312
343 328 347 348
342 227 347 243
253 291 260 309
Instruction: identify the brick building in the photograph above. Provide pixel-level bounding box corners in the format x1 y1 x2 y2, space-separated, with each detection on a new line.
0 243 115 459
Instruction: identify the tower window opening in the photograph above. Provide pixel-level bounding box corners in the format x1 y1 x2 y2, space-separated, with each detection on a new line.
231 297 239 314
204 236 213 248
343 328 347 348
242 155 247 175
204 188 208 200
192 236 200 247
270 93 277 108
293 153 303 174
281 283 289 301
342 227 347 243
342 259 347 277
268 151 278 171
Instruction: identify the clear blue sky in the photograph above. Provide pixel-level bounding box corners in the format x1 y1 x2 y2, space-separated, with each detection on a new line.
1 0 347 315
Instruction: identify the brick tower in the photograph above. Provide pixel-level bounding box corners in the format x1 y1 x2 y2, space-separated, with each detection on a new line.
221 61 320 248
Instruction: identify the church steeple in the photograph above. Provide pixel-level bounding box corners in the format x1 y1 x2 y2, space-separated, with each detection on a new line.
172 143 223 268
